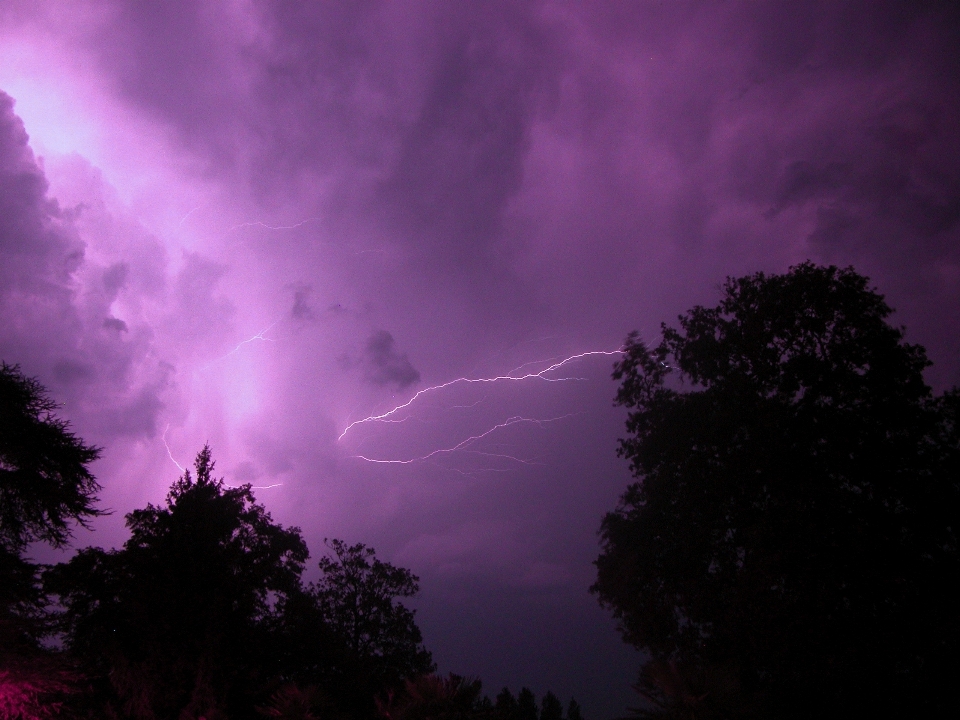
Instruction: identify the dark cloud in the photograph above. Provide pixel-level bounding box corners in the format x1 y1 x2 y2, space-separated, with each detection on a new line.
363 329 420 390
0 91 171 445
291 285 314 320
0 91 82 293
0 90 86 382
103 317 128 333
95 382 166 438
376 3 556 265
290 285 348 322
232 460 260 484
102 262 129 296
70 3 559 275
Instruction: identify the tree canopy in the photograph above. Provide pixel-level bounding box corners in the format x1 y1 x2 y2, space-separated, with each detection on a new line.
309 538 435 706
0 362 101 552
375 673 485 720
46 446 310 719
43 446 448 719
1 362 101 652
593 263 959 719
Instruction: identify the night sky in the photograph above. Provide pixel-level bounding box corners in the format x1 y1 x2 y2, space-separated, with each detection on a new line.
1 2 959 717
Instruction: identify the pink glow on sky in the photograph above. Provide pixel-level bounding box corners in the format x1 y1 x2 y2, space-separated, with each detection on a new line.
2 3 959 716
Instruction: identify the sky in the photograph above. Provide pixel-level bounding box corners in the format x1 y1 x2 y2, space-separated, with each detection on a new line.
1 1 959 716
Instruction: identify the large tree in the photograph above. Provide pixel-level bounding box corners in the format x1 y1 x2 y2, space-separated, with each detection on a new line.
0 363 102 553
305 538 434 711
46 446 309 720
1 362 101 649
314 539 433 674
593 264 959 719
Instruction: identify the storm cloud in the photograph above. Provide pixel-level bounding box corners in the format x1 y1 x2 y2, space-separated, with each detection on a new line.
0 92 167 442
363 330 420 390
2 2 959 715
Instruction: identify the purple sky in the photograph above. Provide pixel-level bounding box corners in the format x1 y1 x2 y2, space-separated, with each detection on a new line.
2 2 959 716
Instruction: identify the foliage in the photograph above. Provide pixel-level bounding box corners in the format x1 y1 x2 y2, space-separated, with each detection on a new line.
494 688 518 719
492 688 579 720
256 683 334 720
515 689 536 720
41 447 448 718
593 264 960 718
46 446 309 720
0 543 45 647
376 673 484 720
0 362 102 552
310 538 434 699
0 362 101 650
0 658 88 720
626 659 748 720
377 673 582 720
539 692 562 720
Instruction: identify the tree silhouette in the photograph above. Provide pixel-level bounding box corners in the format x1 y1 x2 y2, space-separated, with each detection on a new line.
312 539 434 687
593 264 960 718
277 538 433 716
539 691 563 720
494 687 518 720
0 362 102 553
256 683 333 720
0 539 45 650
1 362 100 654
516 688 537 720
375 673 484 720
47 446 308 719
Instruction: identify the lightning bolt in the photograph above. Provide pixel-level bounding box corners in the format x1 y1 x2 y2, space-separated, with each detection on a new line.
221 322 277 356
162 424 185 473
224 216 391 257
228 218 321 232
198 321 279 372
349 414 580 465
164 425 281 489
177 206 202 229
223 481 284 490
338 349 623 441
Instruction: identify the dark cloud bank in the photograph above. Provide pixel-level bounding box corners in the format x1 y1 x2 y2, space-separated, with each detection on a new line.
71 0 960 381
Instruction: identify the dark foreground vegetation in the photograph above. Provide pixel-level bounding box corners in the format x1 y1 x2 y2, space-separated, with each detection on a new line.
593 264 959 719
2 263 958 719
